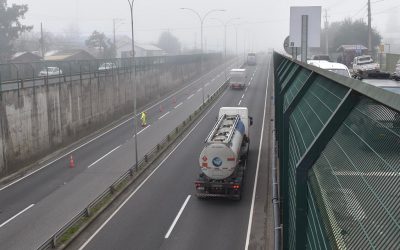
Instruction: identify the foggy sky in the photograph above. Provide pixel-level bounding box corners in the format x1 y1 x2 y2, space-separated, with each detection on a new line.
9 0 400 52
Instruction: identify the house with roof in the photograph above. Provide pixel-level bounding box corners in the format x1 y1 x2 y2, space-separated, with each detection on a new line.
116 36 164 58
10 52 42 63
44 49 95 61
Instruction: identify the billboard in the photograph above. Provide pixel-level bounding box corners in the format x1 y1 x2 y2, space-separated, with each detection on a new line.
289 6 321 47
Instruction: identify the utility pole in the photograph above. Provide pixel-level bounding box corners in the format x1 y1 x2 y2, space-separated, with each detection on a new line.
368 0 372 54
324 9 329 55
40 22 45 58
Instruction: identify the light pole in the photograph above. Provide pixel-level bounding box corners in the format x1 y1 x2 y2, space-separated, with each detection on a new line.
180 8 225 103
128 0 138 172
211 18 240 80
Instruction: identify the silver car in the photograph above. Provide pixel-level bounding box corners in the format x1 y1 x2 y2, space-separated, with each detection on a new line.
393 59 400 81
38 67 63 77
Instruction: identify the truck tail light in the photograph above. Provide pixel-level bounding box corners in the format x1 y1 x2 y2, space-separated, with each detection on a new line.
202 162 208 168
195 182 203 188
232 185 240 189
227 157 235 161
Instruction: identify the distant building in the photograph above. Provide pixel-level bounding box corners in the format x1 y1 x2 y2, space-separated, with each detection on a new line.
116 36 164 58
44 49 95 61
336 44 369 67
10 52 42 63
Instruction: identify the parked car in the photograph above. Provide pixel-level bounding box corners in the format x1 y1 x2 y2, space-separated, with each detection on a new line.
392 59 400 81
38 67 63 77
307 60 351 77
98 62 117 71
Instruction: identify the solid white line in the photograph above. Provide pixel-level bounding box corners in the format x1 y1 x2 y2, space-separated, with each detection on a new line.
158 111 170 120
187 94 195 100
0 59 236 192
164 195 191 238
78 88 228 250
0 204 35 228
238 100 242 106
87 145 121 169
137 125 150 135
174 102 183 109
245 57 271 250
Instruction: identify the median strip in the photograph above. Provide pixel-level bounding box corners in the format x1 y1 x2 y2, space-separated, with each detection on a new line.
37 78 230 250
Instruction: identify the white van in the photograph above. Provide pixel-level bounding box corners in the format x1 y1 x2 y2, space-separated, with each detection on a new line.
229 69 247 89
307 60 351 77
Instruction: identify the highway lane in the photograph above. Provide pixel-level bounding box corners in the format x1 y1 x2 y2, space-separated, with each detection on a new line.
0 59 241 249
78 56 270 250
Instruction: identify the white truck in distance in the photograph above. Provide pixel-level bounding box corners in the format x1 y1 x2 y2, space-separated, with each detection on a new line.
229 69 247 89
195 107 253 200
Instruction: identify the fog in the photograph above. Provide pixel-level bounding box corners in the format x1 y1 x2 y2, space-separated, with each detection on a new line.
9 0 400 53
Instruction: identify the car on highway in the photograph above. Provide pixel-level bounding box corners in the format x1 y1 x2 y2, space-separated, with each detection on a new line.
98 62 117 71
392 59 400 81
38 66 63 77
307 60 351 77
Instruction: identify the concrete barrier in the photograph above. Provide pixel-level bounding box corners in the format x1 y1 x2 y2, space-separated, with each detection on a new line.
0 55 222 178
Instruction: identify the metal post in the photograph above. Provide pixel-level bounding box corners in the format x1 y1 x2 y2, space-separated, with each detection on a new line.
128 0 138 172
180 8 226 104
301 15 308 63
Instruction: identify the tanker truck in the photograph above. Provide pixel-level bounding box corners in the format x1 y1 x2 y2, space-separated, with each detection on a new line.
195 107 253 200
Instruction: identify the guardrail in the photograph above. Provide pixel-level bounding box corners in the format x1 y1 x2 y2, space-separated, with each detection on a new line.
38 77 229 250
0 53 223 91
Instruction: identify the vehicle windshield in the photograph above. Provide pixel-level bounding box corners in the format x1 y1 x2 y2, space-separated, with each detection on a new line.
328 69 350 77
357 57 373 65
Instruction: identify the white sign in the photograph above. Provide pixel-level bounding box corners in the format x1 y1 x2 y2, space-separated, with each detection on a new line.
289 6 321 47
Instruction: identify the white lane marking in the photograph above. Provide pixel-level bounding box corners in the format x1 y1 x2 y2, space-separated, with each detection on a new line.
245 57 271 250
241 94 245 99
204 82 209 87
164 195 191 238
78 88 228 250
174 102 183 109
187 94 195 100
197 88 202 92
0 204 35 228
137 125 150 135
158 111 170 120
87 145 121 169
238 100 242 106
0 59 236 192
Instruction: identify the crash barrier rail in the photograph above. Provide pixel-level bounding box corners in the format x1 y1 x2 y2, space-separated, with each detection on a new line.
0 53 222 91
273 52 400 250
38 77 229 250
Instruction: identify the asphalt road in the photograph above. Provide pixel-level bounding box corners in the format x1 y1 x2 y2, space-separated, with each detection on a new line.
76 55 273 250
0 58 241 249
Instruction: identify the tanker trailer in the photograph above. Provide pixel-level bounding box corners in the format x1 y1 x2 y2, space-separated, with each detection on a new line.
195 107 252 200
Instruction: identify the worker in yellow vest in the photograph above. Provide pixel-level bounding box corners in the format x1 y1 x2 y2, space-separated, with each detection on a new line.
141 111 147 127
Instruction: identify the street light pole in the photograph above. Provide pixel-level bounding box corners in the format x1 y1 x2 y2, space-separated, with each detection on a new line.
180 8 225 103
128 0 138 172
211 18 240 80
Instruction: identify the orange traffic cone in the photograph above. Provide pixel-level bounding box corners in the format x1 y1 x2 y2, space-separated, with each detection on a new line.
69 155 75 168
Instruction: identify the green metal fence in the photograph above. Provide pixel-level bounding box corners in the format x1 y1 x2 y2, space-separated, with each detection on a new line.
273 52 400 250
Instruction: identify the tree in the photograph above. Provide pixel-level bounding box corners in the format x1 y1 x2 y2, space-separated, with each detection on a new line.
85 30 115 59
0 0 32 62
157 31 181 55
321 18 381 54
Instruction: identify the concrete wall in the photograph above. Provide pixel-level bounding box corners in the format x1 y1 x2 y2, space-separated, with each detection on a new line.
0 55 222 177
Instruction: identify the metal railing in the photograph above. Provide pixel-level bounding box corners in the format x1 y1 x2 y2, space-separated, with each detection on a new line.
0 53 222 91
38 76 229 250
273 52 400 250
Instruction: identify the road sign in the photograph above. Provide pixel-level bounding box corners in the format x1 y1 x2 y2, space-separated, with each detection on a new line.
284 36 300 56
